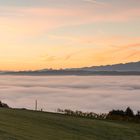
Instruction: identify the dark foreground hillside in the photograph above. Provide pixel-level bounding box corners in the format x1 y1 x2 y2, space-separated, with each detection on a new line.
0 108 140 140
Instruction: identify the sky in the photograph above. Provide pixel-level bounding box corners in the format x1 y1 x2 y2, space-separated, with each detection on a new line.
0 0 140 70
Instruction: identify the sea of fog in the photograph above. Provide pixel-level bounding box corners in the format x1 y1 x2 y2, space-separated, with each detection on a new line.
0 75 140 113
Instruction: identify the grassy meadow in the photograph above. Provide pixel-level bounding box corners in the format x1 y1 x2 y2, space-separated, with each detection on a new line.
0 108 139 140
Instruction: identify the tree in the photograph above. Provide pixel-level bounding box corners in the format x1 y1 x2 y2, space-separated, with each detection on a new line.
125 107 134 117
0 101 3 107
136 111 140 116
108 110 125 116
0 101 9 108
136 111 140 119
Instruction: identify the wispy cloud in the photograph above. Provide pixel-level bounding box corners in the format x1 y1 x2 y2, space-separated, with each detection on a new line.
125 51 140 59
0 4 139 39
83 0 105 5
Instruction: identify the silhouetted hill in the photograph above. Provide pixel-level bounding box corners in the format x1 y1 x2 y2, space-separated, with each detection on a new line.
81 61 140 71
1 61 140 75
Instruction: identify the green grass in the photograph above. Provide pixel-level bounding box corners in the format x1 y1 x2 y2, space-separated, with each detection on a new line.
0 108 140 140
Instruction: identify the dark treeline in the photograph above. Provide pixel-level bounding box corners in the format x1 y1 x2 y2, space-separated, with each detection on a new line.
0 101 9 108
57 108 107 119
57 107 140 122
0 101 140 123
107 107 140 122
2 70 140 76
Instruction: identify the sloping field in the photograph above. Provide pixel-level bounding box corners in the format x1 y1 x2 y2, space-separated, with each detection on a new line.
0 108 139 140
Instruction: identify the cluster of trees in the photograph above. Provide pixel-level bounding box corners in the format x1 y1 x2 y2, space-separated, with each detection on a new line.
0 101 139 122
107 107 140 122
57 108 107 119
57 107 140 122
0 101 9 108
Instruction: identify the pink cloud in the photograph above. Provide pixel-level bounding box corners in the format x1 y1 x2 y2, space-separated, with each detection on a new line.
0 4 139 40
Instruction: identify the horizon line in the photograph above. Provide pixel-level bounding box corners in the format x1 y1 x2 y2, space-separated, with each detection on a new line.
0 60 139 72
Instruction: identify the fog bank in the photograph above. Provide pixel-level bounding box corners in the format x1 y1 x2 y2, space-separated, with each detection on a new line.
0 75 140 113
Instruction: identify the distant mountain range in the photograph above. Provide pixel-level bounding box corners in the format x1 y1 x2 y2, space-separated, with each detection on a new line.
1 61 140 76
78 61 140 72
